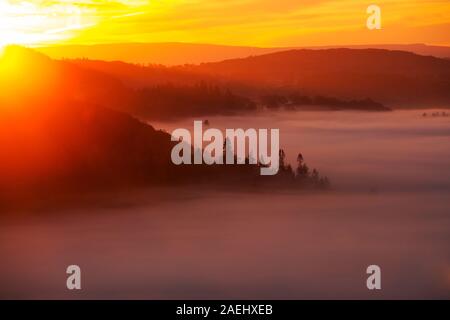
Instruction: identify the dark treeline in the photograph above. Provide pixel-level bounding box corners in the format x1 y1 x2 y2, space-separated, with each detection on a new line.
132 83 388 121
260 92 390 111
134 82 257 119
274 150 331 189
174 139 331 190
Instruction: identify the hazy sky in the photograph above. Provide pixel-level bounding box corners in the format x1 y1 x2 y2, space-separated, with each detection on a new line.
1 0 449 47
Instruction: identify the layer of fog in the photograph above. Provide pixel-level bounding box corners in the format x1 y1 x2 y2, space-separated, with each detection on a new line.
1 110 449 299
154 109 450 192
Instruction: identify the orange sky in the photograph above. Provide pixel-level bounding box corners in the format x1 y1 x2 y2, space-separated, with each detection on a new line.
1 0 450 48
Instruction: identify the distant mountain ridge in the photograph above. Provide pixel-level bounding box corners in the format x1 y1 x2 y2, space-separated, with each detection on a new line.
305 44 450 60
189 48 450 107
33 45 450 108
36 42 450 66
36 43 287 66
33 43 450 107
5 45 450 113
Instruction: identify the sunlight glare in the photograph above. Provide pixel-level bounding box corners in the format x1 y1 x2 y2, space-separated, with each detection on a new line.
0 0 97 48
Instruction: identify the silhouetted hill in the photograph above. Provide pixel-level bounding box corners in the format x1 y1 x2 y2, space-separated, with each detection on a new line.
0 102 175 194
0 47 328 202
0 46 254 119
0 45 132 111
70 58 389 114
191 49 450 107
